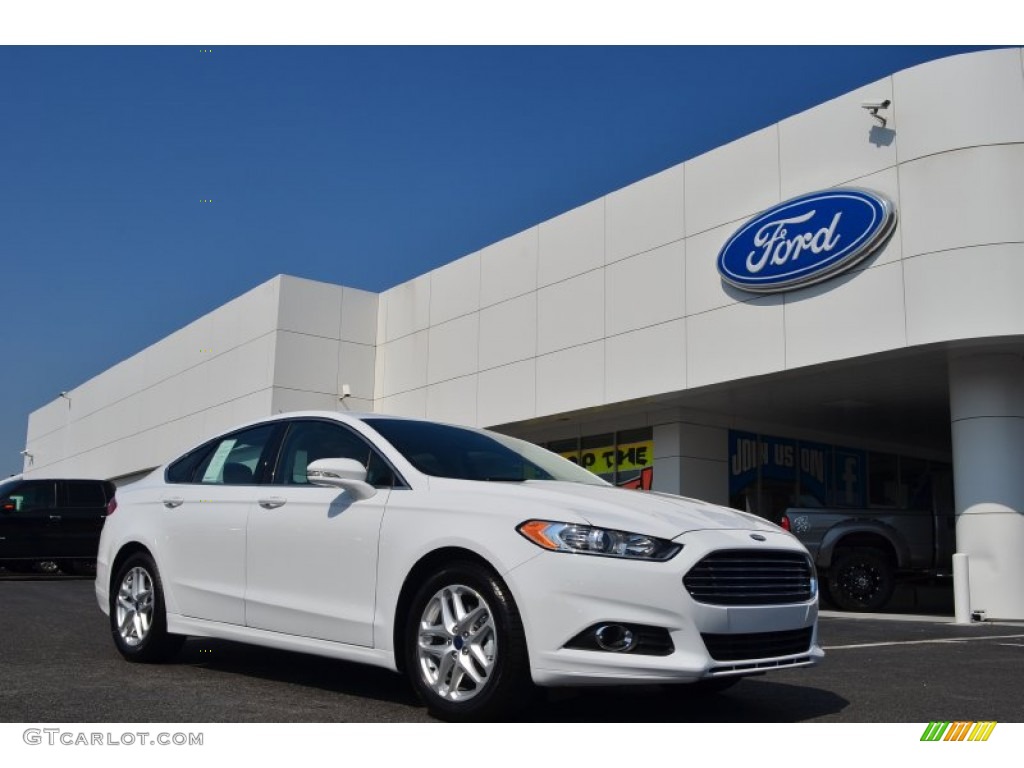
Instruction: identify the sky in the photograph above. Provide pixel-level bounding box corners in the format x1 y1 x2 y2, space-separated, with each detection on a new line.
0 44 997 478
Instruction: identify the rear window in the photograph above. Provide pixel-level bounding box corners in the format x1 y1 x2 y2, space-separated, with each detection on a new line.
65 481 107 507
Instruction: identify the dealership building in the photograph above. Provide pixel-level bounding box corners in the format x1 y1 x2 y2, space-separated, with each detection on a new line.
22 49 1024 619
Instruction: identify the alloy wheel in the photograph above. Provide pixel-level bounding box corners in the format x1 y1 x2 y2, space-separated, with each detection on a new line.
416 584 497 702
116 566 155 647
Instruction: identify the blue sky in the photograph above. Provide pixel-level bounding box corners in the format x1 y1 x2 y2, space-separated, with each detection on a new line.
0 46 993 477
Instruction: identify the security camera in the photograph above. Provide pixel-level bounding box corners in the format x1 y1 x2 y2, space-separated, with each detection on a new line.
19 450 30 456
861 99 891 111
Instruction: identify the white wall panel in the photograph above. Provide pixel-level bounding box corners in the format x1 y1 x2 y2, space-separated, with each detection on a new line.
379 330 429 396
684 221 746 316
779 76 896 199
536 341 604 416
429 252 480 325
685 126 780 236
230 388 275 427
478 359 536 427
427 314 479 385
894 47 1024 163
905 244 1024 346
383 274 431 341
687 296 785 388
272 331 339 394
341 287 379 346
899 144 1024 258
204 335 275 404
479 229 539 307
202 401 238 439
538 199 604 286
784 261 907 370
270 387 340 414
277 275 344 339
536 269 604 355
605 164 685 263
176 362 212 420
426 375 478 426
377 387 427 418
478 293 537 371
605 241 686 336
337 342 376 401
605 319 686 403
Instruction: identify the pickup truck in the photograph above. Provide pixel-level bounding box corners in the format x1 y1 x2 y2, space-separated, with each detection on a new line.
781 501 955 611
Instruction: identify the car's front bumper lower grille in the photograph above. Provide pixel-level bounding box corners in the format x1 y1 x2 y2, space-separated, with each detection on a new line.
701 627 814 662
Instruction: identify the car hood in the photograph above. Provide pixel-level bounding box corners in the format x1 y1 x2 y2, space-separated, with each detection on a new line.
428 478 785 540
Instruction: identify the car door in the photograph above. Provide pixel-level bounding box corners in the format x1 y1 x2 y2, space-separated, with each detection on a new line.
0 480 57 560
159 423 283 626
245 419 392 647
55 481 109 559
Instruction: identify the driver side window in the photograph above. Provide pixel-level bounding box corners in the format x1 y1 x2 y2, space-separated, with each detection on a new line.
275 421 394 488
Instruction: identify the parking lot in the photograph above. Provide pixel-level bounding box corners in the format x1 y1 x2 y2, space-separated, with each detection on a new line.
1 576 1021 723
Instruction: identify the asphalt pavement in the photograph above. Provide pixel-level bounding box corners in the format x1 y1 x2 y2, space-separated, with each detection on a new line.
1 576 1021 723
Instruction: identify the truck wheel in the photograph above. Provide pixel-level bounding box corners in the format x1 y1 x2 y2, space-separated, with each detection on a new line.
828 548 895 612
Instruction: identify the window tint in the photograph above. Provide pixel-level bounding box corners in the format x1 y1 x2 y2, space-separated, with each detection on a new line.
365 418 606 485
65 481 106 507
6 481 56 512
167 443 216 484
275 421 393 487
193 424 278 486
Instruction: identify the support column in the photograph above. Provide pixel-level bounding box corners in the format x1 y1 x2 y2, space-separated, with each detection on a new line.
652 422 728 504
949 353 1024 620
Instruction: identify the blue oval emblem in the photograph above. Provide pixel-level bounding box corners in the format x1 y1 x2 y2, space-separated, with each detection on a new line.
717 188 896 293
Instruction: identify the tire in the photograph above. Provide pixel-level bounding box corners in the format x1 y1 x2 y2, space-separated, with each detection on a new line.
404 561 532 721
828 547 895 612
109 552 184 663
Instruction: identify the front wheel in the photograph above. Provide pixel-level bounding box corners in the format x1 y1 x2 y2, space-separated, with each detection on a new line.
109 552 184 662
404 561 532 721
828 547 895 612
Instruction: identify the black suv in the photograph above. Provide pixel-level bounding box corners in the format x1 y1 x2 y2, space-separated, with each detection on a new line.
0 476 115 575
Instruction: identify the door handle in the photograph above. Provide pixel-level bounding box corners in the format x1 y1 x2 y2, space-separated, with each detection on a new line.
258 497 287 509
163 497 185 509
49 515 62 522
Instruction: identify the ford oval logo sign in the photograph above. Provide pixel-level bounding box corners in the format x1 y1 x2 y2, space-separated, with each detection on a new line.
717 188 896 293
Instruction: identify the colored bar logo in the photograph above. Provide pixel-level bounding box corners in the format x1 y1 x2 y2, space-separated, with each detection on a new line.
921 722 997 741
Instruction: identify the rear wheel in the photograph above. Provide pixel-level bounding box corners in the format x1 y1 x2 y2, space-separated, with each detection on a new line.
109 553 184 662
828 547 895 612
405 561 532 721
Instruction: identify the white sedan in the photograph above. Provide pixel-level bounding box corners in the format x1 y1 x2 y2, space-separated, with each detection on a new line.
96 411 822 719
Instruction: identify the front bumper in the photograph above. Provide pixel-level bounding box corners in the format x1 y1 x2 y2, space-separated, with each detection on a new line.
507 528 823 687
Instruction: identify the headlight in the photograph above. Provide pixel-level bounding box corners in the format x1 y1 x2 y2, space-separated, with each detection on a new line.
517 520 681 561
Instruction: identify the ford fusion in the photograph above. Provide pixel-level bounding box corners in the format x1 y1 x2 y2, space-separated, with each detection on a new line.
97 412 822 719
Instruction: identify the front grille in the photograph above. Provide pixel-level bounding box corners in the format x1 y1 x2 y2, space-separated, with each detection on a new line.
701 627 814 662
683 549 813 605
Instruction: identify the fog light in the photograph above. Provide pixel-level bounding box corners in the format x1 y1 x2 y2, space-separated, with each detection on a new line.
594 624 637 652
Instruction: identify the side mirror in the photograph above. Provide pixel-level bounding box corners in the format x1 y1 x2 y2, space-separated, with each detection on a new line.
306 458 377 500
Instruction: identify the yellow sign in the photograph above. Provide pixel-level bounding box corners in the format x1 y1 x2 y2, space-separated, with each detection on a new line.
560 440 653 475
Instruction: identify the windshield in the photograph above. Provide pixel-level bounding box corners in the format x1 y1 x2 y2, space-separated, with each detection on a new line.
363 419 609 486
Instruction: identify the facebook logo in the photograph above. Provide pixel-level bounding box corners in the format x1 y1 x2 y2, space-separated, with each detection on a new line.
833 450 865 507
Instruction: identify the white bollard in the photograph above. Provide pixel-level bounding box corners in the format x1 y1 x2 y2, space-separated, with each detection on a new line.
953 553 972 624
